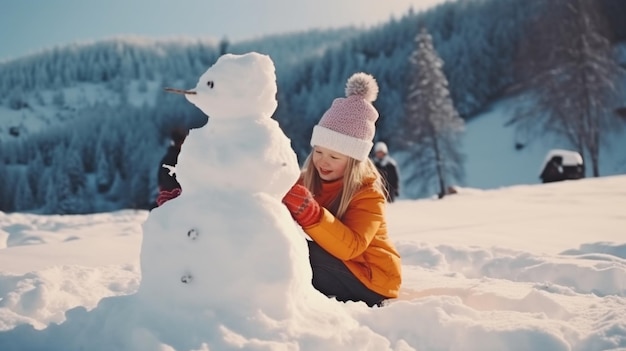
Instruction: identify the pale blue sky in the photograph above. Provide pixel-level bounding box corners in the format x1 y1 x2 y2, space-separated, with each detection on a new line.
0 0 448 61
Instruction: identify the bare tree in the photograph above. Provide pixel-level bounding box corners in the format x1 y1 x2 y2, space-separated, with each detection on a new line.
511 0 624 177
401 27 465 199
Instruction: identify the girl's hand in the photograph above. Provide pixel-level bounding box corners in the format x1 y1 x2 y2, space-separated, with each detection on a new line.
282 185 322 227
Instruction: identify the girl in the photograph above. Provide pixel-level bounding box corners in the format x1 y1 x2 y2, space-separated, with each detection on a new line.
282 72 401 307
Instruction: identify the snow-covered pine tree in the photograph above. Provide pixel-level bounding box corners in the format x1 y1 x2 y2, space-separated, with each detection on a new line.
401 26 465 199
95 149 114 193
13 174 35 212
54 147 88 214
0 168 19 212
27 151 45 205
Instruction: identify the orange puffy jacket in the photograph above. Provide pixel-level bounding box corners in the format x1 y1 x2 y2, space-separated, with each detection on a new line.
302 176 402 298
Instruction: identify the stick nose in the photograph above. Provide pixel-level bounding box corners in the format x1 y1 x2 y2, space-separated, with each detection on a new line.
164 87 197 95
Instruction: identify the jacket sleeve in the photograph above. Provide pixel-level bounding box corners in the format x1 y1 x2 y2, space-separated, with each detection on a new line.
303 189 385 260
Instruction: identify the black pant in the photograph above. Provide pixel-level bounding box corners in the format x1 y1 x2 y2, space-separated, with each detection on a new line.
307 240 386 307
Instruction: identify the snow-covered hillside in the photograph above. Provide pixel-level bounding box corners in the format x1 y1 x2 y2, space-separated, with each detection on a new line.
1 38 624 204
0 80 164 139
461 96 626 190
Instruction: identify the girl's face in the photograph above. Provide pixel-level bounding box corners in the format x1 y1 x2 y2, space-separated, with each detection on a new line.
312 146 349 182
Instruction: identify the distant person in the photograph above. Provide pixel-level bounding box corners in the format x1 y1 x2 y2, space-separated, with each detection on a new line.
372 141 400 202
156 128 188 206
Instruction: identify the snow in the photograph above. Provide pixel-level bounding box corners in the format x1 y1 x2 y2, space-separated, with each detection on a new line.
541 149 584 167
0 52 625 350
1 177 625 350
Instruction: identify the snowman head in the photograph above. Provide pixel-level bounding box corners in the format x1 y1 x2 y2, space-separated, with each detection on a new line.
164 52 300 197
166 53 278 119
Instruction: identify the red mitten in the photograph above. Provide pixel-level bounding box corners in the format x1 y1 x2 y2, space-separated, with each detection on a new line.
157 188 182 206
282 184 322 227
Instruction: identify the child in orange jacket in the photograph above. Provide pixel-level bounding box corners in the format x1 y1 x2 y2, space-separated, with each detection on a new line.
282 73 401 307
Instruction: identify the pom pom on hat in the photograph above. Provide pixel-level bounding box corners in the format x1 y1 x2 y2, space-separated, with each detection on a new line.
310 72 380 161
345 72 379 103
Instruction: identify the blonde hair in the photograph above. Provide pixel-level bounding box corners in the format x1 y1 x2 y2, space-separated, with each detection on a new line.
301 152 385 219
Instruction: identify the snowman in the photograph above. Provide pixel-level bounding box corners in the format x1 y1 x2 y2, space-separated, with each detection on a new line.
139 52 325 319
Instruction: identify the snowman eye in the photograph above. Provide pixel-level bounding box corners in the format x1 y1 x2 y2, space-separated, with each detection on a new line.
207 81 214 88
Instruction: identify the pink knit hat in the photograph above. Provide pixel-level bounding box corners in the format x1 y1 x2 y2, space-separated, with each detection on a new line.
310 72 379 161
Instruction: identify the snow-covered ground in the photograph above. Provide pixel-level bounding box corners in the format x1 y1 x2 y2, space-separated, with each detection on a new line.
1 175 625 350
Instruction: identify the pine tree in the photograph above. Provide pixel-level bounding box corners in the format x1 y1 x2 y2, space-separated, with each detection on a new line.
43 176 58 214
37 168 53 210
27 151 45 205
0 169 18 212
13 175 35 212
65 148 86 195
51 147 88 214
95 150 114 193
401 26 465 199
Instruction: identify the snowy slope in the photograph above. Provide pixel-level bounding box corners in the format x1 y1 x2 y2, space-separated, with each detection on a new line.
462 97 626 190
0 80 163 140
